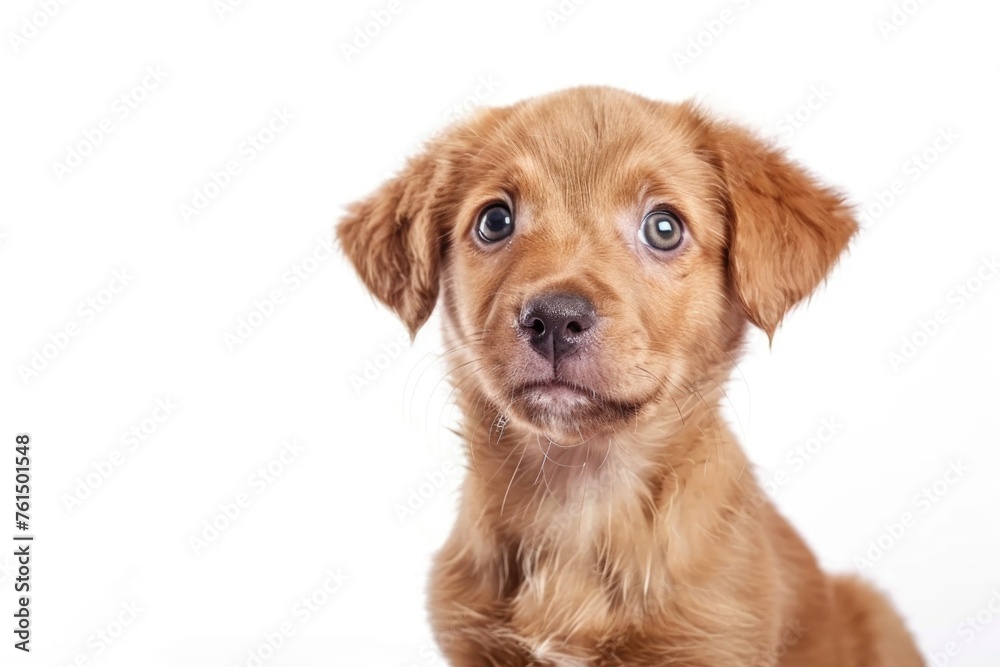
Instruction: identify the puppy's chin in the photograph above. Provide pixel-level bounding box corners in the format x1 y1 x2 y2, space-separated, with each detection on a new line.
506 381 646 442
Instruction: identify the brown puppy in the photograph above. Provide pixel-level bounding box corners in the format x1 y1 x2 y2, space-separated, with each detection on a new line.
338 87 924 666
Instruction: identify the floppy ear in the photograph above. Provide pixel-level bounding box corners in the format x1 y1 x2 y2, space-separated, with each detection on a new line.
337 147 449 337
711 123 858 340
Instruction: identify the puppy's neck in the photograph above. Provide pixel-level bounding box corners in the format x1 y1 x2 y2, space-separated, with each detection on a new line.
458 386 747 543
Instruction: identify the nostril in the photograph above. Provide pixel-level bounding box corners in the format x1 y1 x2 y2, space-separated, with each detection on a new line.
520 292 596 358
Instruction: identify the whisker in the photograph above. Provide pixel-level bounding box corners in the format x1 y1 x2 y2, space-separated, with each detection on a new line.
438 365 484 442
533 437 588 469
500 441 529 517
402 330 486 420
421 357 484 446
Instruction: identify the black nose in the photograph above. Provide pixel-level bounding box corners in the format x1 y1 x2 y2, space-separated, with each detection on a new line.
519 293 597 364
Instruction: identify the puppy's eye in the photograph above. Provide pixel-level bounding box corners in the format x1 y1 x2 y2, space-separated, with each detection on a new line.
639 210 684 251
477 204 514 243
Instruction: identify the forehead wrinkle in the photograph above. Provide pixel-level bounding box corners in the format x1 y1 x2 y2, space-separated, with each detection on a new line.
623 158 713 204
510 132 629 213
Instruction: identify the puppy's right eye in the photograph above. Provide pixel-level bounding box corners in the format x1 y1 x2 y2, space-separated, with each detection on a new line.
639 210 684 252
477 204 514 243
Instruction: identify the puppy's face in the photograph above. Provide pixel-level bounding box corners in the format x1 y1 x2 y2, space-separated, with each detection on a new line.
441 102 735 440
339 87 856 441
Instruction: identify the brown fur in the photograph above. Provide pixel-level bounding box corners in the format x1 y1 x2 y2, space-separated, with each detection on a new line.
338 86 923 666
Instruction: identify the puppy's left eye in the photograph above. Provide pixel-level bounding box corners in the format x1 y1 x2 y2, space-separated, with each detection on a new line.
477 204 514 243
639 210 684 251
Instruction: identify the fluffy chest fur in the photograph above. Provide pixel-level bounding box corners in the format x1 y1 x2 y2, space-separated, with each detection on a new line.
456 401 771 663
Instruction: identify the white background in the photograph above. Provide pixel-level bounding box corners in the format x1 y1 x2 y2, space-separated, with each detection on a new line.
1 0 999 665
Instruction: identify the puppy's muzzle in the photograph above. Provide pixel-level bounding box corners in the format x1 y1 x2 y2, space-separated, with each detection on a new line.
518 292 596 364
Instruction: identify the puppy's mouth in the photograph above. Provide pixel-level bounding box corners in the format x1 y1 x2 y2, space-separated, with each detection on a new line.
511 379 648 434
519 379 592 401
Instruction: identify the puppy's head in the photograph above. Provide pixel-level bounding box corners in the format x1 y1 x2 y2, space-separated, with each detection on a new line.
339 87 856 441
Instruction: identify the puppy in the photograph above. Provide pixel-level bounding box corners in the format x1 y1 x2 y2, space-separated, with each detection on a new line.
338 87 923 666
